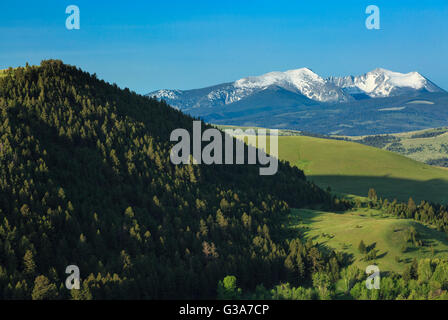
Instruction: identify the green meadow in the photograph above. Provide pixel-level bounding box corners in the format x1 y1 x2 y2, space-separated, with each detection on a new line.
289 208 448 273
272 135 448 204
226 127 448 203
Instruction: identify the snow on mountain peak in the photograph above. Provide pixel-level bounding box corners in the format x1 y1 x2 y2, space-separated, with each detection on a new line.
235 68 320 88
234 68 347 103
147 67 444 110
367 68 426 88
328 68 440 98
150 89 181 100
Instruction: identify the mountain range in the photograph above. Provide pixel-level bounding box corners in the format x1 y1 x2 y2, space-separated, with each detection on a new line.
147 68 448 136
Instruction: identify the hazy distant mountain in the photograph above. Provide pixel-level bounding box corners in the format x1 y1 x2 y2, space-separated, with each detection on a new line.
147 68 448 135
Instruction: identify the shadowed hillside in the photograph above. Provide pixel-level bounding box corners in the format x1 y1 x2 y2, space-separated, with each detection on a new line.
0 60 340 300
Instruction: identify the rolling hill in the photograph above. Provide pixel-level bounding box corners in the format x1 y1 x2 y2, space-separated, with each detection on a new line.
230 132 448 204
277 135 448 204
290 208 448 273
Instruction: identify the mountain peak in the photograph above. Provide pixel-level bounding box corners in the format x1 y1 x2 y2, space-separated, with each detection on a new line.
233 67 349 103
367 67 424 80
369 67 390 73
234 67 322 89
328 68 443 98
147 67 445 111
284 67 316 74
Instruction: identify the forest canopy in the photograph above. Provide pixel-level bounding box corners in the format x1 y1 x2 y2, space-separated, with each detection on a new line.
0 60 340 299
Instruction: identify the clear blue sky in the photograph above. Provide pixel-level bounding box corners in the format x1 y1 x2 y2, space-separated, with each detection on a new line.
1 0 447 93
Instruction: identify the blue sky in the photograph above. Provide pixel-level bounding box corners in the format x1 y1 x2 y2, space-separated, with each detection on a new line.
0 0 447 93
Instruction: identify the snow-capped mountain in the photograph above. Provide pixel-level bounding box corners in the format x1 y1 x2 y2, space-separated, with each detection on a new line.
147 67 448 135
233 68 351 103
327 68 443 98
148 68 353 111
148 68 444 112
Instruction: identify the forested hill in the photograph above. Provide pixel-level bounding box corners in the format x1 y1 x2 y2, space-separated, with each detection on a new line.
0 60 340 299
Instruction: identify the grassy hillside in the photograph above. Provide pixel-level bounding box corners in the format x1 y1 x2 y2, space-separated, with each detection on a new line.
230 132 448 203
219 125 448 168
345 127 448 167
273 125 448 168
279 135 448 204
290 208 448 273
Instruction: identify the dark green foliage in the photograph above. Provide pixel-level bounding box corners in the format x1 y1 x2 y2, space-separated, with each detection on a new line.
368 188 378 201
0 60 335 299
363 190 448 235
358 240 367 254
350 258 448 300
363 249 378 262
217 275 242 300
407 197 417 217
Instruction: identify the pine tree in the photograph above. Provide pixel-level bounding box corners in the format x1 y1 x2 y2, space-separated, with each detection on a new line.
23 250 36 276
358 240 367 254
31 275 58 300
368 188 378 201
407 197 417 215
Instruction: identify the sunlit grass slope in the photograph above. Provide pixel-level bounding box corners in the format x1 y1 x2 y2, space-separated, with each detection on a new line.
274 135 448 203
290 208 448 273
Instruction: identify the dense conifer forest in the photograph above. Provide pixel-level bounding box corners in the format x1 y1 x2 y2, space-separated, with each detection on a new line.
0 60 344 299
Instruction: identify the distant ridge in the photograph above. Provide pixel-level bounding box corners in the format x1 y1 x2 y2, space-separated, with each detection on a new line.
146 68 448 136
147 67 445 109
